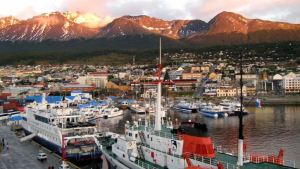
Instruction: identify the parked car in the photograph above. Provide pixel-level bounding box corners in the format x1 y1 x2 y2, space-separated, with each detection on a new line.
37 152 47 161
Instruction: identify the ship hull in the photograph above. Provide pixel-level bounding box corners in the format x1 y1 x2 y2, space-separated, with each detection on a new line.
23 129 102 162
102 151 143 169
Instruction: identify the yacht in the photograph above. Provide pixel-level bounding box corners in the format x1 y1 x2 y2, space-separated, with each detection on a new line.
97 106 123 118
173 100 198 113
219 99 248 116
129 102 147 114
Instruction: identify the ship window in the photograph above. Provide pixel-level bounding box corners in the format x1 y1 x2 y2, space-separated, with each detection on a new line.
129 133 132 137
147 134 149 138
135 134 138 138
34 115 49 124
151 137 152 141
123 154 125 158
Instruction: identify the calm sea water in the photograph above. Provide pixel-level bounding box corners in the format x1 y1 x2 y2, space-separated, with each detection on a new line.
95 105 300 165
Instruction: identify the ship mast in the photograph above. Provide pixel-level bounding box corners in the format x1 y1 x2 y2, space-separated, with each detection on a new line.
155 38 162 131
237 54 244 166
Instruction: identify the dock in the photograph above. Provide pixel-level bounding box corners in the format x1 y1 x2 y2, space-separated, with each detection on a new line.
0 124 78 169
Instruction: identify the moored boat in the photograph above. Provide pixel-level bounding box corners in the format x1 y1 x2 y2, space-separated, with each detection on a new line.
21 95 102 163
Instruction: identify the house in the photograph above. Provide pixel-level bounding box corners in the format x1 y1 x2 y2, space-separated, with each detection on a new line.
131 79 198 92
182 72 202 80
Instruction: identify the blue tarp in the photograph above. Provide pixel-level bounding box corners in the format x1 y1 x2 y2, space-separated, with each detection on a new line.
25 96 62 104
65 96 76 101
9 115 23 121
77 100 109 109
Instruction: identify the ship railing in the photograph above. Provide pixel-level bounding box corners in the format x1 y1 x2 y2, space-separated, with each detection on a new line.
245 154 299 168
134 125 178 140
185 153 236 169
151 130 178 140
136 159 159 169
283 159 299 169
215 144 299 169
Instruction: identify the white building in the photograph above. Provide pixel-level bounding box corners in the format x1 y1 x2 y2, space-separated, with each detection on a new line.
142 88 157 99
283 72 300 94
76 72 108 88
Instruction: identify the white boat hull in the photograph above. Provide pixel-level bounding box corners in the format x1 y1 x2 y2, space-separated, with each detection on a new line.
102 151 143 169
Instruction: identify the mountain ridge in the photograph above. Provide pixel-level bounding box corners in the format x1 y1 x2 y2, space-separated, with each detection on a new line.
0 11 300 45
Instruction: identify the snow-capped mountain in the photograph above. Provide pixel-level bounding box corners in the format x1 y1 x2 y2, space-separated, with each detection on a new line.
0 11 300 45
97 15 208 39
0 12 99 41
0 16 19 29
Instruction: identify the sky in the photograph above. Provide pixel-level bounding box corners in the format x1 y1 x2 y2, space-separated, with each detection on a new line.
0 0 299 24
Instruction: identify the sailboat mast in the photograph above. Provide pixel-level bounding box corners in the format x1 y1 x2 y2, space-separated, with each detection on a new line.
155 38 162 131
237 54 244 166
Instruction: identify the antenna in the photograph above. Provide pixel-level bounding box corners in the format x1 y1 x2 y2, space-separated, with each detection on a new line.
159 38 162 65
133 55 135 65
155 38 162 131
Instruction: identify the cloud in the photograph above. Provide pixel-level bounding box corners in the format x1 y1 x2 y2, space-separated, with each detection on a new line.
0 0 63 19
0 0 299 24
190 0 300 23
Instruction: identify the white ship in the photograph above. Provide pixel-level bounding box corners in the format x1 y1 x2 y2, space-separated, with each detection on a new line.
21 95 102 162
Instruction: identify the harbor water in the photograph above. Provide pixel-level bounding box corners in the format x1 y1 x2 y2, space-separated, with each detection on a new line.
96 105 300 165
2 105 299 169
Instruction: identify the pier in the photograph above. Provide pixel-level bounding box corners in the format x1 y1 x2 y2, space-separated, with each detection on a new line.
0 123 78 169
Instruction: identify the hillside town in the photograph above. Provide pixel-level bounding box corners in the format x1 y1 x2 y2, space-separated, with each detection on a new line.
1 50 300 114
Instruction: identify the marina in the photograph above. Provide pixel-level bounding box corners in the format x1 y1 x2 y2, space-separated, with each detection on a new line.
0 3 300 168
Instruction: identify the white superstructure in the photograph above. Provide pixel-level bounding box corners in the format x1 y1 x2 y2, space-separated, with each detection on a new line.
21 96 102 161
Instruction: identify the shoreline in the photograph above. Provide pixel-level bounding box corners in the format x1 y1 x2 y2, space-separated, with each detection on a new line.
245 95 300 106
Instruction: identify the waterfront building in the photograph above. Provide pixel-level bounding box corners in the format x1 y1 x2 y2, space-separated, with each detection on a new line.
283 72 300 94
216 85 247 97
76 72 108 88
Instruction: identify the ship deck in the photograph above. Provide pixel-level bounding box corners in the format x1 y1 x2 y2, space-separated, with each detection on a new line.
215 153 294 169
98 125 296 169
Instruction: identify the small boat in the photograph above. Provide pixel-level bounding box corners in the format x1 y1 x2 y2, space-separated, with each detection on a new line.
173 100 198 113
199 103 228 118
219 99 248 116
199 105 218 118
129 102 146 114
98 106 123 118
